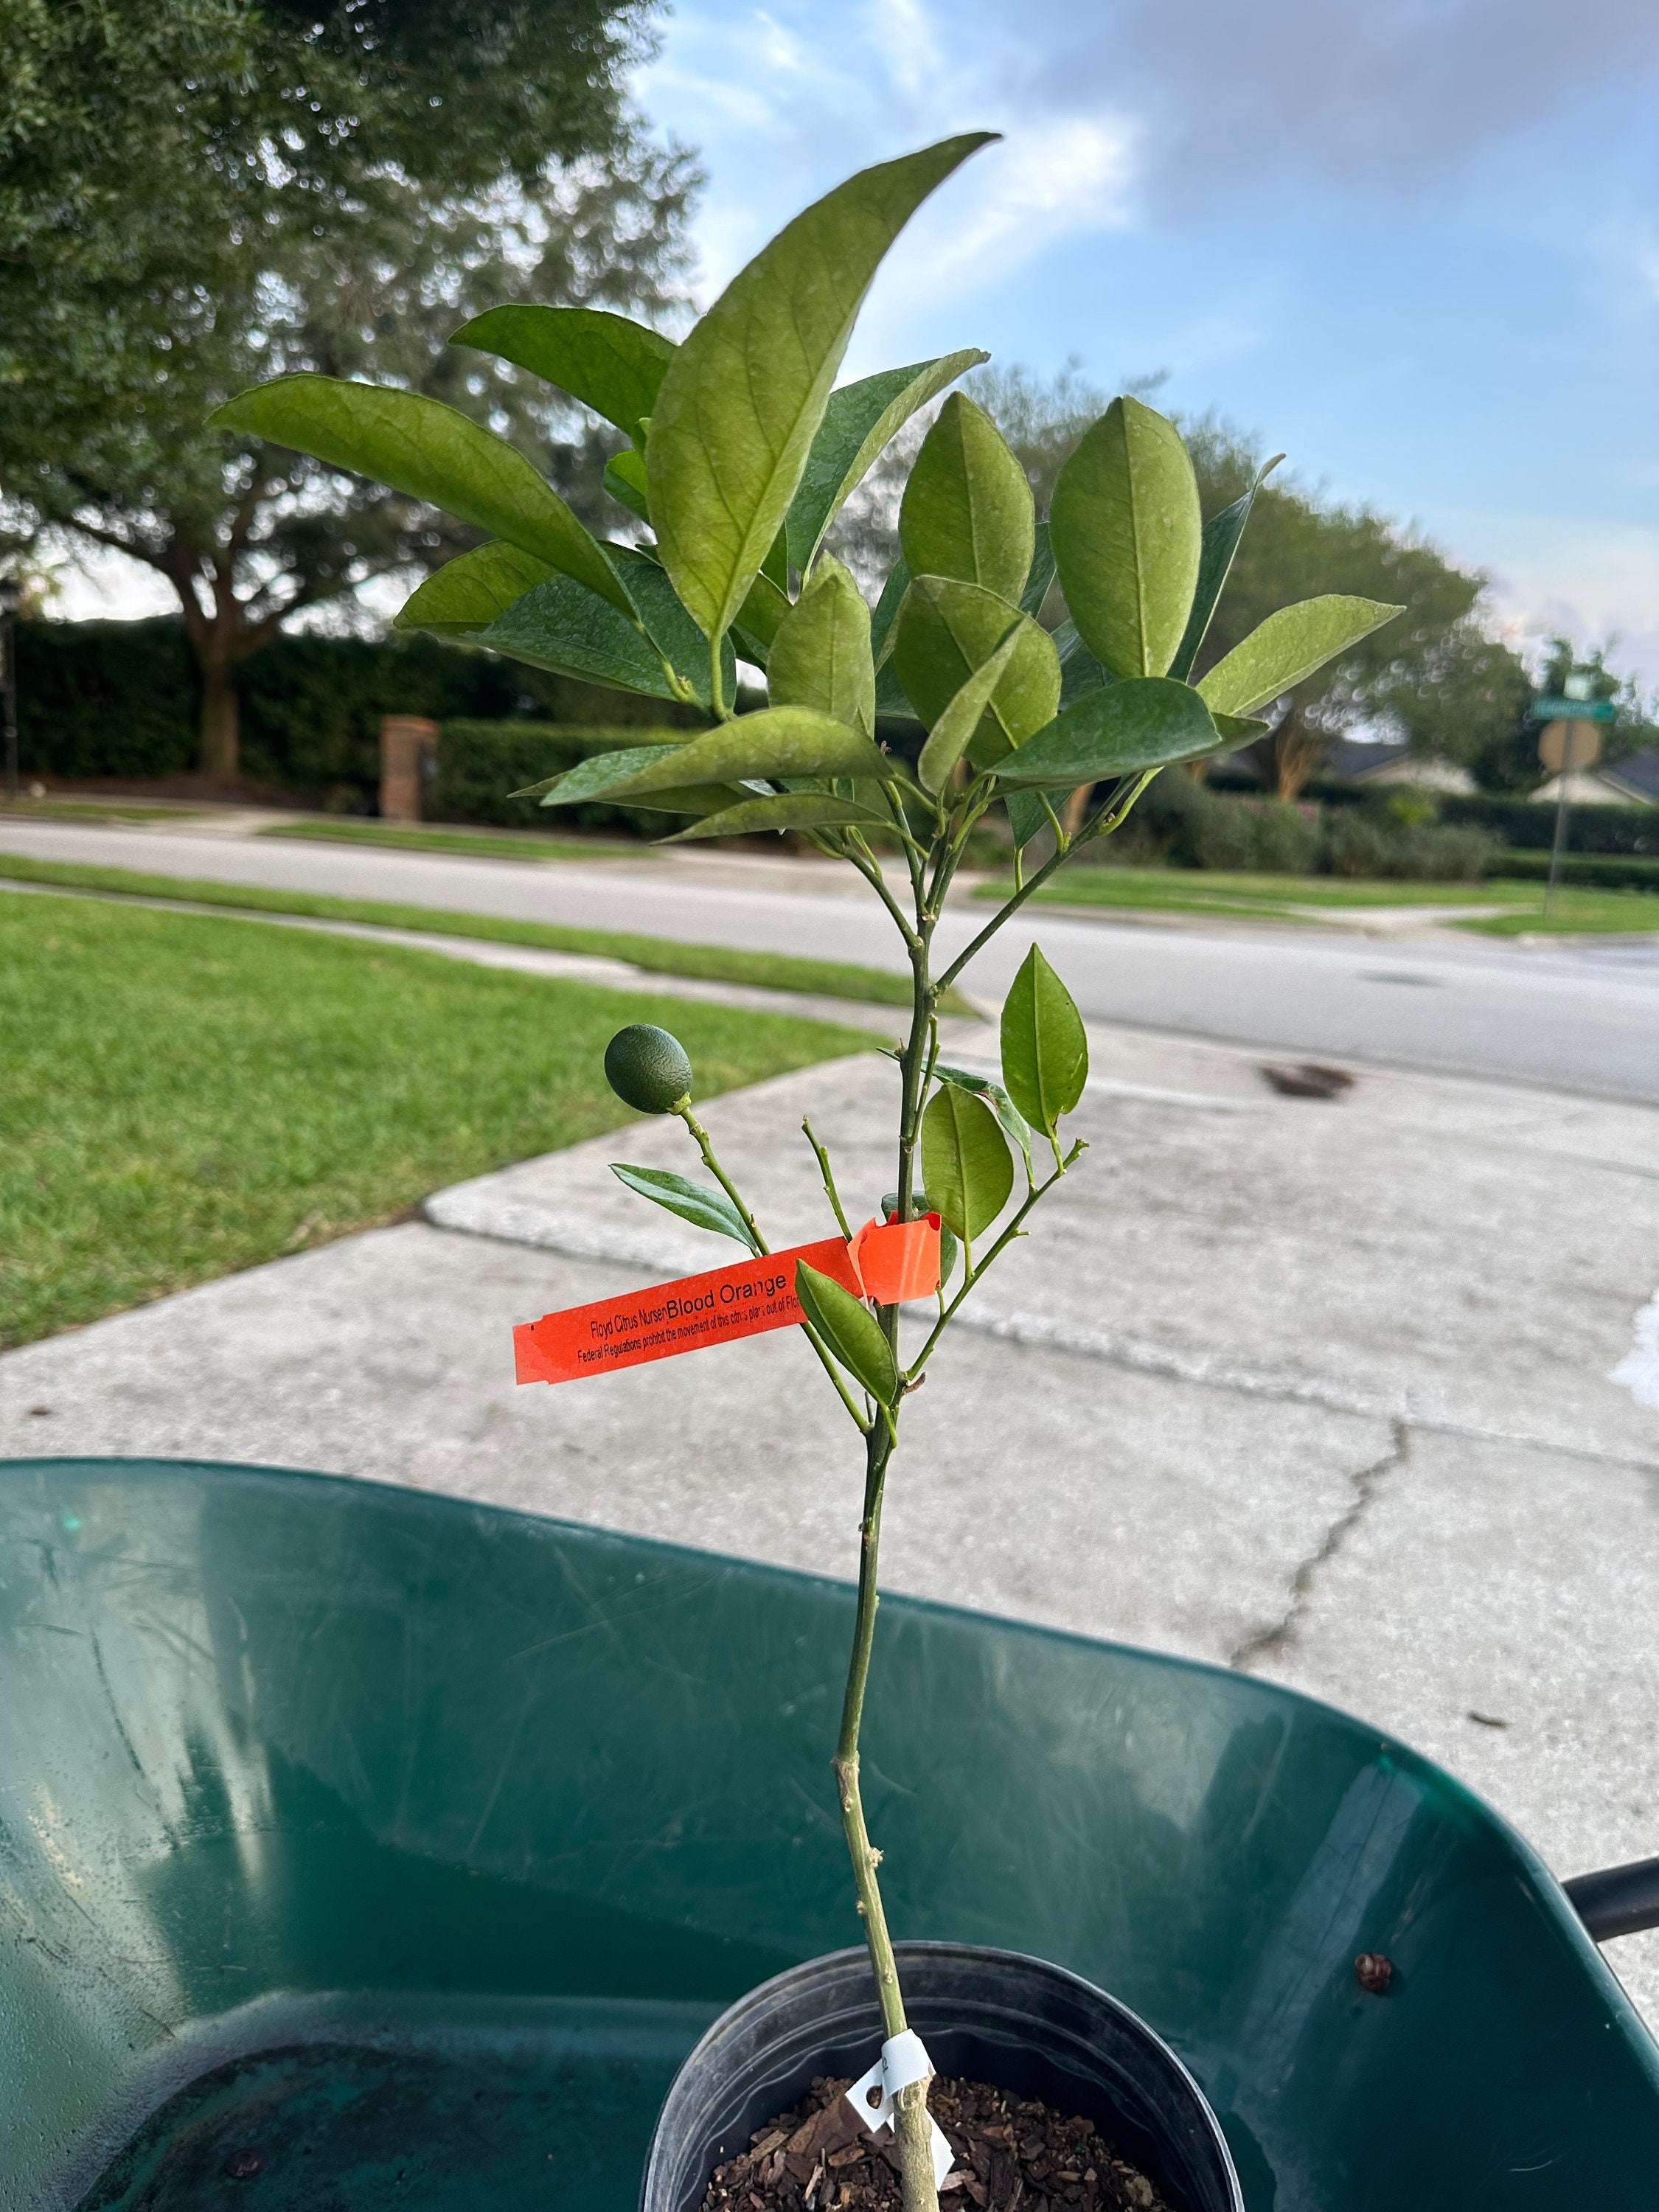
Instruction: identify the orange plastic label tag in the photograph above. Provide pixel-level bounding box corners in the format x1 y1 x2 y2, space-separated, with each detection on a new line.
513 1216 940 1388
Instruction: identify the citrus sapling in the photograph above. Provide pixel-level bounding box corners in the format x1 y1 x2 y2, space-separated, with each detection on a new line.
215 131 1401 2212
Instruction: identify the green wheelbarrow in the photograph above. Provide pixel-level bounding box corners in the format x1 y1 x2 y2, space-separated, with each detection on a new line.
1 1458 1655 2211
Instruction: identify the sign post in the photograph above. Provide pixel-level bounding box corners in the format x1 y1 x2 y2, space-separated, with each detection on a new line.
1534 675 1615 924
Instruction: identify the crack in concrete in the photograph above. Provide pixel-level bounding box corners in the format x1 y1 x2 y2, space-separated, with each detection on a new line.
1228 1419 1411 1672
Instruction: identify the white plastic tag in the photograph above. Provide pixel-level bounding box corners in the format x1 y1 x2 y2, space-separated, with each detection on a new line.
842 2037 954 2188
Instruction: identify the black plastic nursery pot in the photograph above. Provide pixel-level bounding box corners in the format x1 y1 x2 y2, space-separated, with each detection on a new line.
641 1944 1243 2212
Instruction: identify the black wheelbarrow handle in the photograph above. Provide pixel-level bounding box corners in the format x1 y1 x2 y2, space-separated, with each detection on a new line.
1565 1857 1659 1943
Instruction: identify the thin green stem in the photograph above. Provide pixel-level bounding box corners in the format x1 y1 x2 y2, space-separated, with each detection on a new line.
936 771 1154 994
678 1105 767 1253
677 1105 868 1431
904 1141 1085 1380
844 834 924 955
803 1117 855 1239
709 634 728 722
832 1407 938 2212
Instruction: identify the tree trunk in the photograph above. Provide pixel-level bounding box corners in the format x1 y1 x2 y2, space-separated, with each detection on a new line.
1059 782 1094 836
198 657 240 782
1266 707 1324 802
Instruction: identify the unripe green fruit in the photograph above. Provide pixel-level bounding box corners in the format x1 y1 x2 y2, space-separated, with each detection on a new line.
604 1024 693 1115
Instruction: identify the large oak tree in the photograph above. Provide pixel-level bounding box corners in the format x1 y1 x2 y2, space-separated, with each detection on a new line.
0 0 694 776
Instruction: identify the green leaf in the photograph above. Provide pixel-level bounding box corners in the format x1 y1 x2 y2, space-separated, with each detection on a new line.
1001 946 1088 1135
871 556 911 665
509 727 689 802
608 786 760 818
891 576 1060 765
549 706 892 806
611 1164 757 1250
211 373 630 615
916 621 1024 792
1197 595 1405 717
871 557 912 715
612 547 737 709
921 1085 1013 1241
766 554 875 737
785 351 988 571
992 678 1225 787
478 571 685 700
1003 790 1051 849
1169 455 1282 683
795 1260 897 1399
933 1063 1034 1180
647 134 994 642
1055 619 1112 707
538 752 755 816
733 571 791 667
1020 520 1056 617
394 541 553 639
1049 396 1201 678
603 448 650 524
658 792 888 842
451 306 674 443
898 392 1034 605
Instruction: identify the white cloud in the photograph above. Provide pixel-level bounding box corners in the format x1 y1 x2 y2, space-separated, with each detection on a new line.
1431 507 1659 686
633 0 1141 320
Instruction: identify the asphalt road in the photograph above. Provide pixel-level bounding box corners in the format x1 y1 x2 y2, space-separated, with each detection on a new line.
3 818 1656 1101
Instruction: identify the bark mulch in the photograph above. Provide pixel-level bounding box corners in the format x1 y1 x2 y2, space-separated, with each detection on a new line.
698 2073 1170 2212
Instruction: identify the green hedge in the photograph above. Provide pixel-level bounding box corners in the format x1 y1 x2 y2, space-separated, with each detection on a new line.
13 617 698 806
1442 793 1658 856
1492 850 1659 891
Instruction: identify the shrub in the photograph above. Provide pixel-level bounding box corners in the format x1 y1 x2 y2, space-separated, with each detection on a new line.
1320 804 1498 880
1441 792 1659 856
13 616 695 805
1493 850 1659 890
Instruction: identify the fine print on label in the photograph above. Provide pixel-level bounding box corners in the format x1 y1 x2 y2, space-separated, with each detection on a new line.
513 1216 941 1388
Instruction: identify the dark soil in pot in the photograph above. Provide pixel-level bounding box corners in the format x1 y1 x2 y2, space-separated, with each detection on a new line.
641 1943 1242 2212
699 2068 1172 2212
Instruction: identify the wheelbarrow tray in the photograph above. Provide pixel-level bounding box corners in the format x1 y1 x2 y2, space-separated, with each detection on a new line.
1 1458 1654 2211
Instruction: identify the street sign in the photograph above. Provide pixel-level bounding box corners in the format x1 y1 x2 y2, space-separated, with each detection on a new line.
1538 721 1602 773
1531 696 1615 720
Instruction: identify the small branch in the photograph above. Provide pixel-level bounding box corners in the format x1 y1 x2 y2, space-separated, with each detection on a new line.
843 833 923 954
676 1104 868 1430
936 771 1155 994
678 1104 768 1254
803 1119 855 1239
905 1141 1086 1380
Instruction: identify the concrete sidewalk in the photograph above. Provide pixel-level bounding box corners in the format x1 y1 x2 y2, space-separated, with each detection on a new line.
4 1021 1657 2021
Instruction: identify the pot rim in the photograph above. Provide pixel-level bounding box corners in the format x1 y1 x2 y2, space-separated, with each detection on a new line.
643 1940 1241 2212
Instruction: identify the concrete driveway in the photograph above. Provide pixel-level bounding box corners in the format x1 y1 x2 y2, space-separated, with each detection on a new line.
6 1014 1656 2023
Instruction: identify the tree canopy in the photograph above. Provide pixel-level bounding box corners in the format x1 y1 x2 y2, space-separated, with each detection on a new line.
0 0 693 774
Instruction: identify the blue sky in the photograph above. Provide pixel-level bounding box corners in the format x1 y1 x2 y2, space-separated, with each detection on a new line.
633 0 1659 685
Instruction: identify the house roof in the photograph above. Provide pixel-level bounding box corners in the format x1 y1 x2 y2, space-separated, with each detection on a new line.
1602 750 1659 804
1323 737 1412 782
1531 750 1659 807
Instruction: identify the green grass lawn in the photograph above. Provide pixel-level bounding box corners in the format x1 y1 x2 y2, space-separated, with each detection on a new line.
1453 886 1659 935
0 852 952 1010
976 864 1659 934
0 892 872 1349
0 797 197 824
261 817 636 863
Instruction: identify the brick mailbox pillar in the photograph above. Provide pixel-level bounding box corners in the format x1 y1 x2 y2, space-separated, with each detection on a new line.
379 715 438 823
